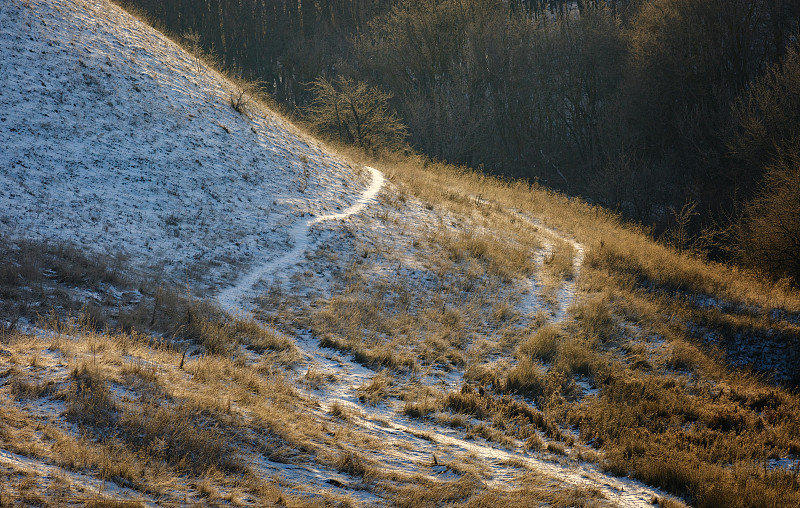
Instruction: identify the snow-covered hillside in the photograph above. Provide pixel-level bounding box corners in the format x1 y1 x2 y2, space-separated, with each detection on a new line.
0 0 722 506
0 0 371 293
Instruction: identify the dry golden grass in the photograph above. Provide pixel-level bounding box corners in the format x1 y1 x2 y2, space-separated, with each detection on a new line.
6 146 800 506
437 228 538 283
543 238 576 281
334 449 377 479
385 469 616 508
0 324 377 506
6 9 800 502
517 324 562 363
353 152 800 506
256 138 800 506
304 208 544 379
376 152 800 311
357 370 395 405
386 473 484 508
402 400 438 419
296 154 794 503
512 293 800 506
0 236 131 332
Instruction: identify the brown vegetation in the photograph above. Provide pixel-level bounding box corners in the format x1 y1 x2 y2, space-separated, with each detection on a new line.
6 1 800 505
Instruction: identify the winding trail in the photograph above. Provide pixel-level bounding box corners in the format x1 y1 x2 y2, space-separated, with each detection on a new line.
290 332 664 507
216 166 384 313
272 200 663 507
215 170 669 507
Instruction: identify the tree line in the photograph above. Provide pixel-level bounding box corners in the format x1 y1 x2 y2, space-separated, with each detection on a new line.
115 0 800 283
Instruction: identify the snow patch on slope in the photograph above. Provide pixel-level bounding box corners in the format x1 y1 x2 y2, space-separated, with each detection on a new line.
0 0 366 292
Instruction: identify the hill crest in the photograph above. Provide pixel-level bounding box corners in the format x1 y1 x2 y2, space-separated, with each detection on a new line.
0 0 370 293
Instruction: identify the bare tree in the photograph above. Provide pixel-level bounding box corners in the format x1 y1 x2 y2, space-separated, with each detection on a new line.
303 76 408 152
737 148 800 282
732 43 800 283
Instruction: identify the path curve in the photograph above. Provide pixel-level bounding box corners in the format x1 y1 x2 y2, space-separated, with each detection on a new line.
520 215 585 322
217 166 384 314
215 175 670 507
291 332 664 507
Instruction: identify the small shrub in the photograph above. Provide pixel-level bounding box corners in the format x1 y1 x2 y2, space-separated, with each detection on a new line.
553 338 598 378
444 387 489 419
9 376 55 400
525 434 544 451
667 340 699 372
402 399 437 419
543 240 575 280
448 413 468 428
304 368 334 390
336 451 371 478
303 76 408 152
65 363 118 429
117 401 240 474
650 496 687 508
232 320 294 353
357 371 394 405
504 357 548 400
518 325 561 363
329 401 349 420
571 297 617 343
465 424 513 447
546 441 567 455
228 73 264 115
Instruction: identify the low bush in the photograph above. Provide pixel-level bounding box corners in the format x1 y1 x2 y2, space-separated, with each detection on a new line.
517 325 561 363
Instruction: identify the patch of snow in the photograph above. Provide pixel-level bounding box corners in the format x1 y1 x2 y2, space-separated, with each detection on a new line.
0 0 367 292
767 457 800 472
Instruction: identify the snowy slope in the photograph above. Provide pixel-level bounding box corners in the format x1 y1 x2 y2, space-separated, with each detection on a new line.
0 0 370 293
0 1 685 506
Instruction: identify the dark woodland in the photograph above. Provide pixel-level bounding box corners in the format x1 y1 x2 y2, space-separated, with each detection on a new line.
116 0 800 283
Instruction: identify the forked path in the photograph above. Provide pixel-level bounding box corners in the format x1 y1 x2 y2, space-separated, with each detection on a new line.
216 166 385 314
522 214 586 322
216 171 669 507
